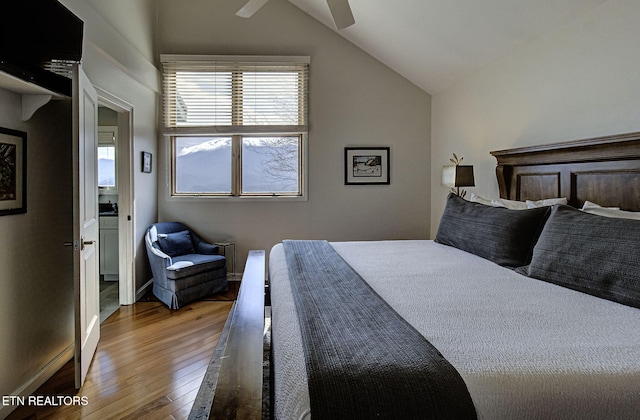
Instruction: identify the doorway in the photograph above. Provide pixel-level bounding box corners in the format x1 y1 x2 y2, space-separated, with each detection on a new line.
95 89 135 321
98 107 119 321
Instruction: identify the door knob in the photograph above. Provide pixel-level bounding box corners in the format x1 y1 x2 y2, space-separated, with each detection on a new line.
80 237 95 251
64 241 80 250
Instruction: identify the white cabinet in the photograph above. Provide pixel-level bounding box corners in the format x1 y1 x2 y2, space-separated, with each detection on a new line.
99 216 119 280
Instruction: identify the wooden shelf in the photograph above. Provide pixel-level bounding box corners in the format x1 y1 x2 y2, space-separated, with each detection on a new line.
0 69 67 120
0 69 64 97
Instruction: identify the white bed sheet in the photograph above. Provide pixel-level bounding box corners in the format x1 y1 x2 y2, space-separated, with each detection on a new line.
269 240 640 420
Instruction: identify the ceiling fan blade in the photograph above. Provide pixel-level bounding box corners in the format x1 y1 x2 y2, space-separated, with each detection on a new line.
236 0 270 18
326 0 355 29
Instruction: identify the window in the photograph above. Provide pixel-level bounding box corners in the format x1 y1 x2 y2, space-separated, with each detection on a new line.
161 55 309 198
98 127 117 189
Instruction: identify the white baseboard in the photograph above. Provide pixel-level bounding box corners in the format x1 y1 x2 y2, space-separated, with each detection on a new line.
0 343 74 419
136 278 154 301
227 272 243 282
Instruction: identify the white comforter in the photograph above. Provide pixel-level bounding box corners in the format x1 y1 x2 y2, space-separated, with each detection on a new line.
269 240 640 420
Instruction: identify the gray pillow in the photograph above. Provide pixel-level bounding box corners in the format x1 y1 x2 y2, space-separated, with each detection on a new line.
435 193 549 267
517 205 640 309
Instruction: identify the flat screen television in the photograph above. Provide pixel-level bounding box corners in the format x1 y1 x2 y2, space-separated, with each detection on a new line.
0 0 84 96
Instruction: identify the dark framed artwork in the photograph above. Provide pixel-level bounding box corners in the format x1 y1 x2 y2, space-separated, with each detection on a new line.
344 147 390 185
0 127 27 216
142 151 152 173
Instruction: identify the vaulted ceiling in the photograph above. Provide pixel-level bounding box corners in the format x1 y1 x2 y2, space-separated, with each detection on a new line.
288 0 607 94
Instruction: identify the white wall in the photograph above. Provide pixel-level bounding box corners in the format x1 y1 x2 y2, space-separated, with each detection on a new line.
61 0 159 290
0 93 74 413
430 0 640 234
157 0 432 268
85 0 156 63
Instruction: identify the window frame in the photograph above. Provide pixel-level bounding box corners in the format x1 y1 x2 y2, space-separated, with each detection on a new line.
161 55 309 200
97 126 118 192
170 133 307 199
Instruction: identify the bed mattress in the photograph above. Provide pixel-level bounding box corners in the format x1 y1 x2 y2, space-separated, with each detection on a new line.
269 240 640 420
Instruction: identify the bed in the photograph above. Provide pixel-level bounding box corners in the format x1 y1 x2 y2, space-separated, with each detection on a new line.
268 131 640 420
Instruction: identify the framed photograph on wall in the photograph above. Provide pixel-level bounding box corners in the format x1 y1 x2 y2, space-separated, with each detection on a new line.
344 147 390 185
0 127 27 216
142 151 152 173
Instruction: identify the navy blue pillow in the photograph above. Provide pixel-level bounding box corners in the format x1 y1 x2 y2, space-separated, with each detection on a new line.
158 230 194 257
517 205 640 309
435 193 549 267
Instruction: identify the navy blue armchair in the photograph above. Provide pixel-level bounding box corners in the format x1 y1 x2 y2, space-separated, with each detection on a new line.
145 222 227 309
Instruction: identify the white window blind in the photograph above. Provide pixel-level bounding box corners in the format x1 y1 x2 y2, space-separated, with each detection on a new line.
161 55 309 133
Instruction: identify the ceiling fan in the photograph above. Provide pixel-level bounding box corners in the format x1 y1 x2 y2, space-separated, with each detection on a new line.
236 0 355 30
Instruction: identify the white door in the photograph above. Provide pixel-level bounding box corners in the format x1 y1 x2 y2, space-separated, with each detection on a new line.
72 64 100 389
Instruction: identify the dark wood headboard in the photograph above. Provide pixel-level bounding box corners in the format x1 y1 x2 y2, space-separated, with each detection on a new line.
490 132 640 211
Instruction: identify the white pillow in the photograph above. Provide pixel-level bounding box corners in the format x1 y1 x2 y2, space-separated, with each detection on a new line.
583 207 640 220
470 193 566 210
469 193 492 206
581 200 620 211
470 193 529 210
526 197 567 208
491 198 528 210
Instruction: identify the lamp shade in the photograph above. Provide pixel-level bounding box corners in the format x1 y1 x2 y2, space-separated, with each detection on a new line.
441 165 475 188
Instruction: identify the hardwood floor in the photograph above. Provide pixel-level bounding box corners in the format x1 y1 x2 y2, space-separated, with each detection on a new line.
99 279 119 323
7 290 237 420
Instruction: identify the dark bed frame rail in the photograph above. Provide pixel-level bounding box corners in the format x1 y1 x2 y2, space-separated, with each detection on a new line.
491 131 640 211
210 250 266 420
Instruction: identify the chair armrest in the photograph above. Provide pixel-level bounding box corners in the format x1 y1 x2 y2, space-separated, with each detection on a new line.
145 232 176 289
145 233 173 270
196 241 220 255
148 242 173 265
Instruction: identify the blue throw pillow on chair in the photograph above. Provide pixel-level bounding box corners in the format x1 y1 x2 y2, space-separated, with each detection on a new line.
158 230 195 257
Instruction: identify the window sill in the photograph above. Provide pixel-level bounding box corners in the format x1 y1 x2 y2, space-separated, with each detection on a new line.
167 194 308 203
